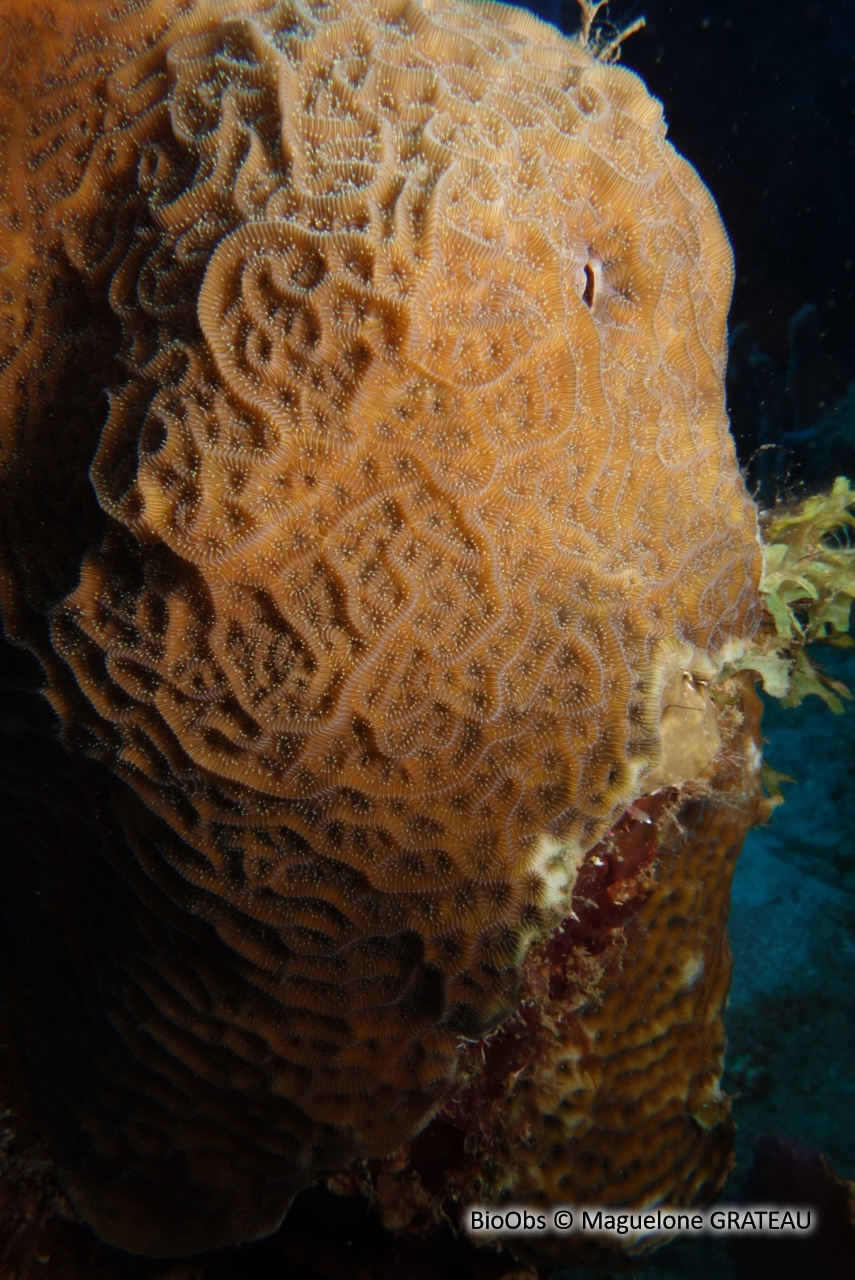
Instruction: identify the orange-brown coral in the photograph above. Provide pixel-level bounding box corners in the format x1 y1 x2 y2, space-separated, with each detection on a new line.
0 0 762 1261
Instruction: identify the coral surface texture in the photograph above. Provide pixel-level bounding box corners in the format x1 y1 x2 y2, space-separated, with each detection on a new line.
0 0 762 1261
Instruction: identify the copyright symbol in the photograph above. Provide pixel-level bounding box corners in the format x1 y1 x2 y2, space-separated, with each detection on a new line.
553 1209 574 1230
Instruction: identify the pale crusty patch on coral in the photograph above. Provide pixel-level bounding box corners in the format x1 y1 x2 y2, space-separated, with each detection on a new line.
485 681 767 1245
0 0 761 1256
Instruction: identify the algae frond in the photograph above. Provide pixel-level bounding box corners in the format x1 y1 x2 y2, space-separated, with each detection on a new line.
731 476 855 713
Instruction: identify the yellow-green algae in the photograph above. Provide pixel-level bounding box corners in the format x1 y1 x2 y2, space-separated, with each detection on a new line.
729 476 855 716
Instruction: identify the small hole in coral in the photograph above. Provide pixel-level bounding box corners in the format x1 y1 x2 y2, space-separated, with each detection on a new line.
583 262 596 308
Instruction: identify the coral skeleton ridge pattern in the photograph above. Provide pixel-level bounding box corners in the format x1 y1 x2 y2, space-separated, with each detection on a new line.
0 0 762 1259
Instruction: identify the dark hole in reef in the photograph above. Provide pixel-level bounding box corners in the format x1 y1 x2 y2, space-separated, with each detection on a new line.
583 261 596 308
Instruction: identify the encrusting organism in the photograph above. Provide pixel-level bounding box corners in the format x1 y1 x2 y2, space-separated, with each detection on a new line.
0 0 783 1265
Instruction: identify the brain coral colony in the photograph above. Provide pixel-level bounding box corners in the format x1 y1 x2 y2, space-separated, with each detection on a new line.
0 0 850 1272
